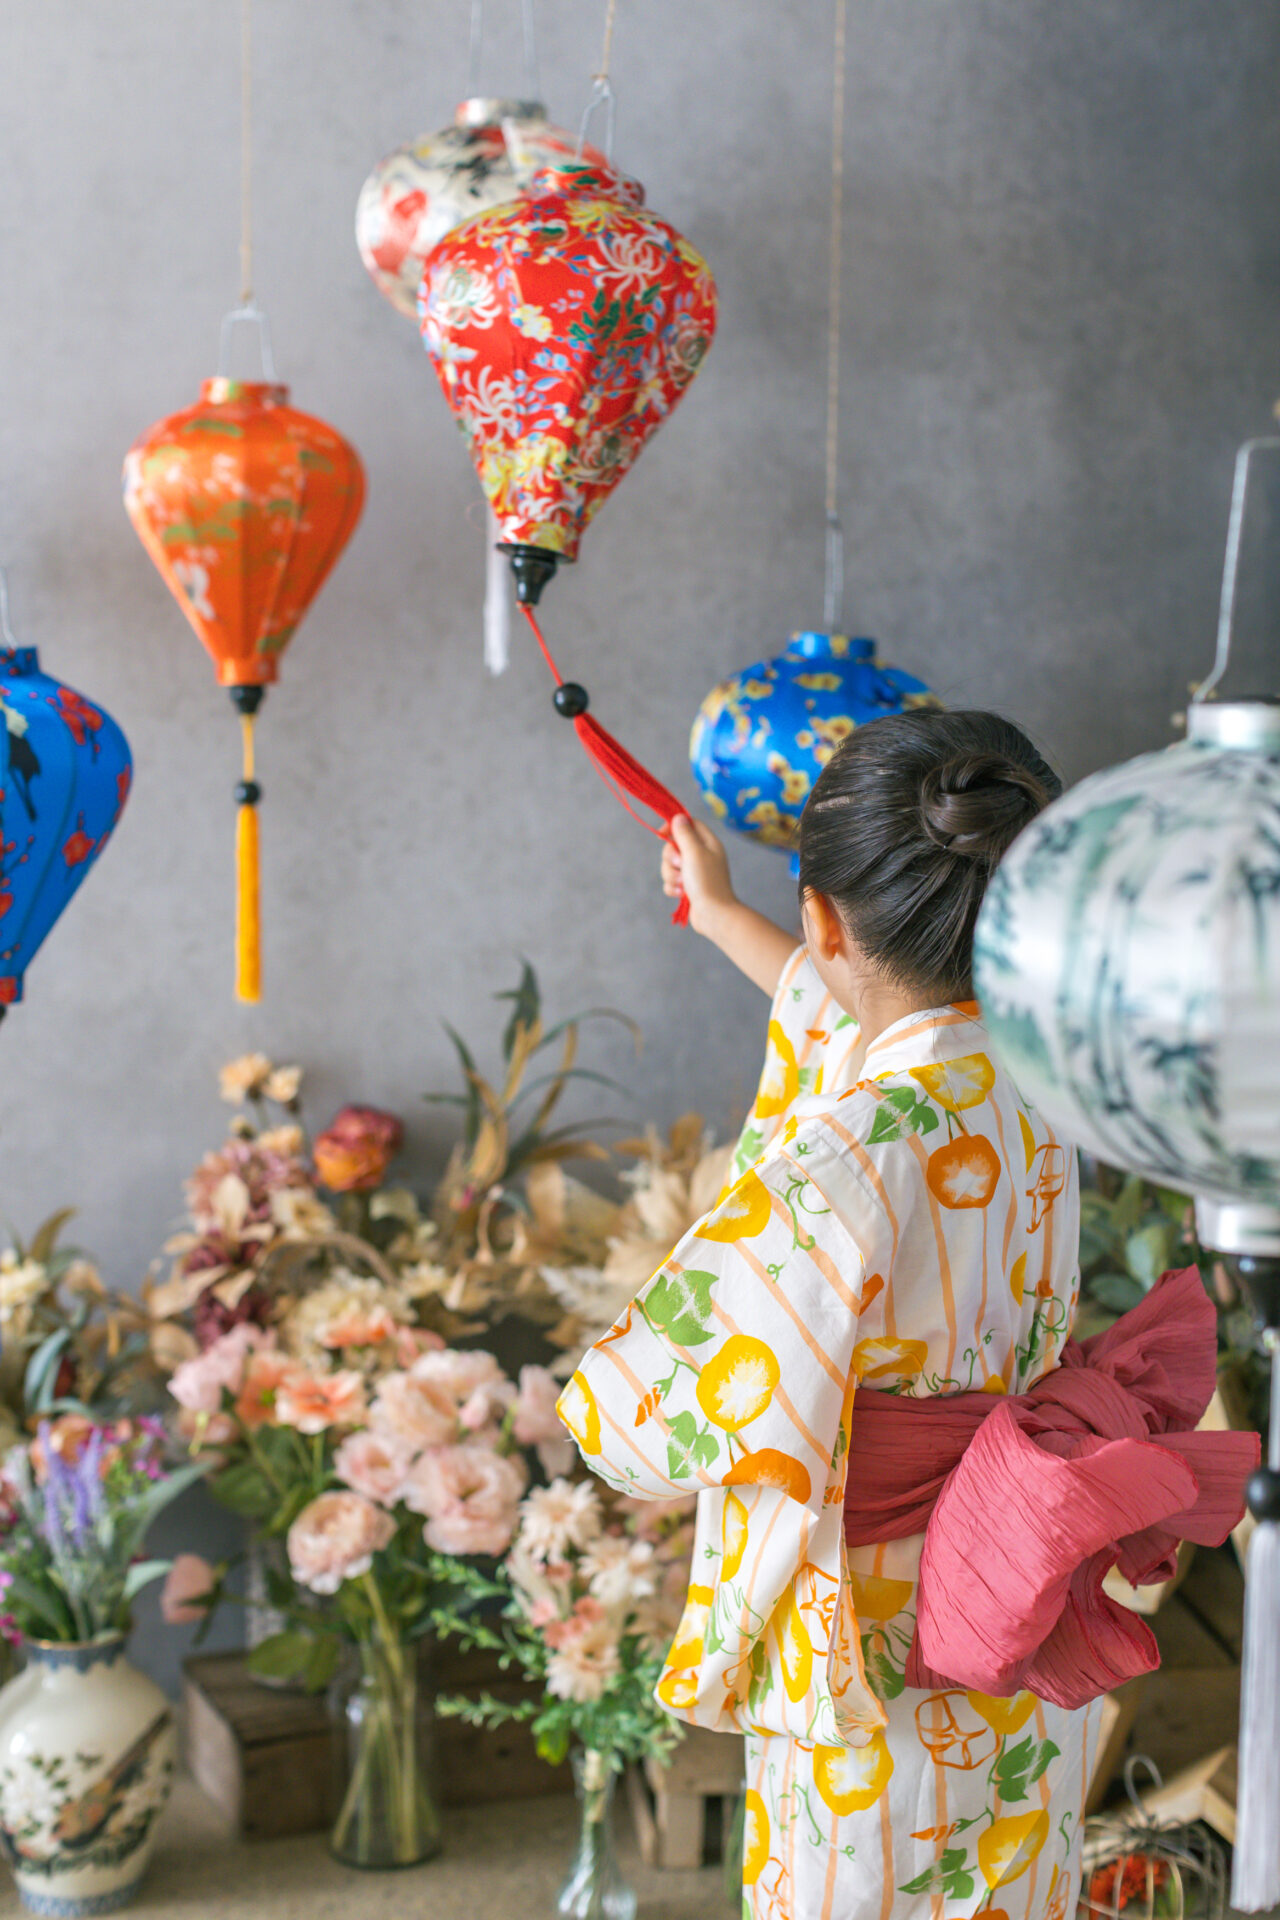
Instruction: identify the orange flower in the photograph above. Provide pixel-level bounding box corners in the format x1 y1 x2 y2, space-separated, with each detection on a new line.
273 1367 367 1435
696 1335 780 1430
235 1351 296 1430
722 1449 811 1504
926 1135 1001 1210
318 1304 400 1349
312 1105 403 1193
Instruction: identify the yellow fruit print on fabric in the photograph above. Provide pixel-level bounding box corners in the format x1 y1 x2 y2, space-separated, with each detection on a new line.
910 1053 996 1113
723 1448 812 1504
742 1789 770 1885
926 1133 1002 1210
697 1171 773 1243
1010 1251 1028 1305
697 1335 780 1430
722 1490 749 1579
846 1572 914 1623
978 1809 1050 1888
850 1335 928 1382
667 1583 714 1668
1018 1109 1037 1171
966 1690 1037 1737
753 1021 799 1118
556 1371 601 1454
813 1731 894 1815
772 1589 814 1703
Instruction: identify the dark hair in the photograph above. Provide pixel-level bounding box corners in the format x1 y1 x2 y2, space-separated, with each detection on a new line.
797 709 1061 1002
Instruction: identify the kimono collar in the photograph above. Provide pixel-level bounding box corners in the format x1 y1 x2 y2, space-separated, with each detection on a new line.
862 1001 986 1076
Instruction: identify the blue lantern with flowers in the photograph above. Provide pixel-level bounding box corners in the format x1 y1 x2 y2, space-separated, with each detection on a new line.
0 573 132 1016
689 631 940 855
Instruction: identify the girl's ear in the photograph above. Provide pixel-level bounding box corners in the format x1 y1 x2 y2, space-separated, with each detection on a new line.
801 890 845 964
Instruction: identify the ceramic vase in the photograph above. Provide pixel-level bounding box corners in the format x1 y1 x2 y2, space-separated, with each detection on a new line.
0 1637 174 1915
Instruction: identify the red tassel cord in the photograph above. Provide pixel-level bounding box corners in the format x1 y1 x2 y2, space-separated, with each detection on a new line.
521 604 690 926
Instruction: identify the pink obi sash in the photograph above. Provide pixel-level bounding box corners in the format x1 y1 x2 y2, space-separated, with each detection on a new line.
842 1267 1259 1710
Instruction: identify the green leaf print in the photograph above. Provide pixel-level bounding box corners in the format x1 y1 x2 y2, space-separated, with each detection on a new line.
900 1848 976 1901
665 1410 720 1481
862 1635 906 1702
993 1735 1060 1804
736 1126 763 1168
868 1088 940 1144
644 1269 717 1347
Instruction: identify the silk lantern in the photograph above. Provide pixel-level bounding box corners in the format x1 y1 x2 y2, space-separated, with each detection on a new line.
123 358 364 1002
419 158 717 606
0 579 132 1014
691 632 940 855
357 97 610 323
972 434 1280 1911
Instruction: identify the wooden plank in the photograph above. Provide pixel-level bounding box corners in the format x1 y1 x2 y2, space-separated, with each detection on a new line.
654 1726 745 1796
1127 1666 1240 1782
1150 1594 1232 1670
1135 1746 1237 1845
1085 1679 1146 1815
1176 1544 1244 1660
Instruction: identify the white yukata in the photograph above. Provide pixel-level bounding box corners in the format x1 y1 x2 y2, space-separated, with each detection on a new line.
559 948 1096 1920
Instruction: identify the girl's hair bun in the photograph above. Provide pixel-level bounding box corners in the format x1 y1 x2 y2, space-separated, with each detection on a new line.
918 752 1050 861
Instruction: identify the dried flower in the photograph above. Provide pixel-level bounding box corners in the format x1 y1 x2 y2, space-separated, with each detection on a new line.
219 1053 275 1104
312 1105 403 1193
0 1252 47 1324
262 1065 302 1105
287 1490 395 1595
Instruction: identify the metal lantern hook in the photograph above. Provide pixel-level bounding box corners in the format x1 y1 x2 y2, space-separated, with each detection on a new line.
576 75 616 160
1194 435 1280 707
217 302 278 384
0 568 17 656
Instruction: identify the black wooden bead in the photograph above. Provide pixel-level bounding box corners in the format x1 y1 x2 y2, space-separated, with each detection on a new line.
235 780 262 806
553 682 589 719
1246 1466 1280 1523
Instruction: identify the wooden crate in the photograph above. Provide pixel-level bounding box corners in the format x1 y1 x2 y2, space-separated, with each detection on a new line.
182 1645 566 1841
628 1725 745 1870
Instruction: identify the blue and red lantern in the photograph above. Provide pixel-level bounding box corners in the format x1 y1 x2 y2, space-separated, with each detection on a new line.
0 629 132 1014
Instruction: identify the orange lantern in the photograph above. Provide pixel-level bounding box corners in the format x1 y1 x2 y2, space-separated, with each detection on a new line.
123 313 364 1001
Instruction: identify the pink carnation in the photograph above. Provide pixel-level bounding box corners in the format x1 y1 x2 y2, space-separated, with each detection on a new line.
169 1323 273 1415
333 1428 414 1505
369 1371 457 1450
287 1491 395 1595
402 1444 526 1557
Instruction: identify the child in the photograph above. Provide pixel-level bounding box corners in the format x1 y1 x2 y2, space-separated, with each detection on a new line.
558 710 1249 1920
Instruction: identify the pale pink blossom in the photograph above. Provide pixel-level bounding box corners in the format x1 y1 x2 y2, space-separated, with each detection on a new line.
333 1428 414 1505
370 1371 457 1450
512 1365 576 1477
175 1407 239 1449
318 1304 400 1351
160 1554 217 1624
288 1491 395 1595
274 1368 367 1435
402 1444 526 1557
169 1323 273 1414
458 1377 517 1434
394 1327 446 1368
527 1597 559 1629
546 1617 623 1703
518 1478 602 1564
410 1348 505 1407
580 1535 656 1609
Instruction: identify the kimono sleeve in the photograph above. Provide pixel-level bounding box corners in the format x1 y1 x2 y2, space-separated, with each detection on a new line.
557 1134 874 1514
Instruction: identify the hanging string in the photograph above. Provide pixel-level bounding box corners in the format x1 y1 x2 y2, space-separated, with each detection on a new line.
240 0 253 305
520 605 690 925
576 0 619 158
521 0 540 100
467 0 483 98
823 0 847 634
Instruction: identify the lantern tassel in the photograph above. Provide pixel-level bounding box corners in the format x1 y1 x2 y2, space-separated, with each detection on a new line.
519 605 689 926
1234 1328 1280 1910
232 695 263 1003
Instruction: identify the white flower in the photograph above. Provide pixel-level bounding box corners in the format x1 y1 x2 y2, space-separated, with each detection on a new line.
580 1535 656 1609
263 1065 302 1104
218 1052 274 1103
517 1479 602 1564
0 1254 47 1322
546 1620 622 1703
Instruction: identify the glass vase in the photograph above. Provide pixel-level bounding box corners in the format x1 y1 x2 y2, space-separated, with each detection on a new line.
329 1634 441 1870
556 1748 636 1920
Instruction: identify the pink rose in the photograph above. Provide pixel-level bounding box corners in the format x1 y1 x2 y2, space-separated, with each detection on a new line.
369 1371 457 1450
333 1428 413 1505
312 1106 403 1192
287 1491 396 1595
402 1444 526 1557
161 1553 218 1625
169 1324 273 1415
513 1365 576 1477
274 1369 366 1435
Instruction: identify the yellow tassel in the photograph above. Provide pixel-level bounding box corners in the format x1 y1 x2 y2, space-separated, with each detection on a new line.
235 713 262 1003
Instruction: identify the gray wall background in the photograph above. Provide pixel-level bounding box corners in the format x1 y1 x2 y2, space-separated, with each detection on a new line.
1 3 1278 1678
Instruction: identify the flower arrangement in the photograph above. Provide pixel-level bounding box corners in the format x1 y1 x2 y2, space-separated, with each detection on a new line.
0 1415 205 1645
434 1476 695 1769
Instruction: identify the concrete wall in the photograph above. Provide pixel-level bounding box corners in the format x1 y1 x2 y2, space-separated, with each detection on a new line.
1 2 1278 1680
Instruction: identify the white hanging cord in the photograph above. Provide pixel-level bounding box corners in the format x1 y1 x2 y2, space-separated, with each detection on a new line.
217 0 276 384
467 0 483 98
576 0 619 158
0 569 17 656
521 0 540 100
240 0 253 306
1195 436 1280 705
823 0 848 635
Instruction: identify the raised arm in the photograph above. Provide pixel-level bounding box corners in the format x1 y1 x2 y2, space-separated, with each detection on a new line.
662 815 798 996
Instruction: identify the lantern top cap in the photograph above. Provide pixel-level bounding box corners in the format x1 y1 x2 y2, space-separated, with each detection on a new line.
789 631 876 662
528 160 645 208
455 96 547 128
199 378 289 408
1186 700 1280 752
